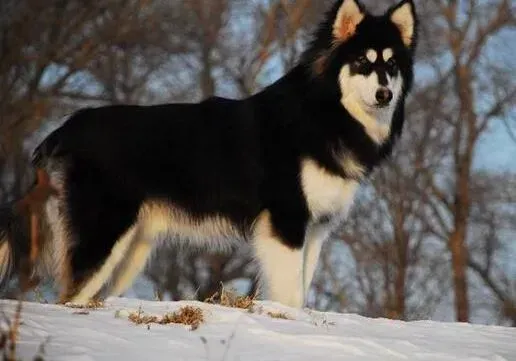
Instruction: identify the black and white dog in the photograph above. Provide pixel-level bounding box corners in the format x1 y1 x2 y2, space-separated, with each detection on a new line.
0 0 418 307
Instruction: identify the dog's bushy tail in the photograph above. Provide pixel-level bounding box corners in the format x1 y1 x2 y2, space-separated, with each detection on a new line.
0 169 58 292
0 203 29 288
0 238 12 287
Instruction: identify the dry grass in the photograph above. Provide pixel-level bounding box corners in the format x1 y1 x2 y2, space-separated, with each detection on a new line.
203 285 293 321
128 306 204 331
0 300 49 361
0 300 22 361
203 285 256 311
64 299 105 310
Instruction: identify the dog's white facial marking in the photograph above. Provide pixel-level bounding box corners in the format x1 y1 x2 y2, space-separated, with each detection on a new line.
366 49 377 63
339 66 391 143
360 71 382 107
382 48 394 62
338 59 404 143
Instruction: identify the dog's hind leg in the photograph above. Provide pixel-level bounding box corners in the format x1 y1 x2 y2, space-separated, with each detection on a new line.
60 160 142 304
106 234 153 298
69 225 139 304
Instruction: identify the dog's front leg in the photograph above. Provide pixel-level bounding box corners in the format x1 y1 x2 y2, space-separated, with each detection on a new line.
251 211 307 308
254 238 305 308
301 224 328 302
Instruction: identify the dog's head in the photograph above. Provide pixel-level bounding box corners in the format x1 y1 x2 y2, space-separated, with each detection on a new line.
306 0 418 133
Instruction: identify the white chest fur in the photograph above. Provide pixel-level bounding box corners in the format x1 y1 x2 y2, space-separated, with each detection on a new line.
301 158 359 220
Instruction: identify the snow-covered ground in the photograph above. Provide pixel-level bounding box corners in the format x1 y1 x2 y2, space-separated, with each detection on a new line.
2 297 515 361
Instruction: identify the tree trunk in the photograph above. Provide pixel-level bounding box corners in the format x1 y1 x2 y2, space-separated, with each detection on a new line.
393 208 407 320
393 257 407 320
200 44 215 99
449 226 469 322
449 163 471 322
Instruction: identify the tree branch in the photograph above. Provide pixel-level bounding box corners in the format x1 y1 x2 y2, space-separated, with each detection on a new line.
466 0 512 66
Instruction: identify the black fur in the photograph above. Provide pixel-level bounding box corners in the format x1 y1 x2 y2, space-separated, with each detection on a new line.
4 0 418 297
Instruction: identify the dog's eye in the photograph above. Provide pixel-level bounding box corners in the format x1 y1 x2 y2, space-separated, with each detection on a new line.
356 56 369 66
387 58 397 69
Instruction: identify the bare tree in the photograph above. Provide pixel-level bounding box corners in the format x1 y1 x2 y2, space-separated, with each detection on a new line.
313 0 515 323
467 172 516 325
421 0 515 322
0 0 181 200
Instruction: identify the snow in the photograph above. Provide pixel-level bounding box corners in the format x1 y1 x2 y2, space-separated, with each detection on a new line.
2 297 515 361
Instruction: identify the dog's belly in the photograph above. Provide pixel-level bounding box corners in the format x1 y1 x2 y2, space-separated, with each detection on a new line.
137 201 243 251
300 158 359 222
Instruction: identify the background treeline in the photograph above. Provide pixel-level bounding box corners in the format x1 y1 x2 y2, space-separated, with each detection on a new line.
0 0 515 325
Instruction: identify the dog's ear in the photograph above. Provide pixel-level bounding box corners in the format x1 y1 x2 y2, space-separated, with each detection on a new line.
389 0 417 49
332 0 365 42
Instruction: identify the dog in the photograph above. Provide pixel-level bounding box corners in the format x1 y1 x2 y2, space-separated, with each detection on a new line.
0 0 418 307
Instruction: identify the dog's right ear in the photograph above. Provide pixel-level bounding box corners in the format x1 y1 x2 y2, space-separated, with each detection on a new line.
332 0 365 43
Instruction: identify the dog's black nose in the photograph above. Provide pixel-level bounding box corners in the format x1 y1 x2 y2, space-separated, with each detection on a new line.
375 88 393 105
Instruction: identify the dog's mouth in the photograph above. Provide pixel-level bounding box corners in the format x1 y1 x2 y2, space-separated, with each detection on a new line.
374 102 391 109
363 102 390 111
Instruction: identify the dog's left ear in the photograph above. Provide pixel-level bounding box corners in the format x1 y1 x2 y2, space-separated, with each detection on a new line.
389 0 417 49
